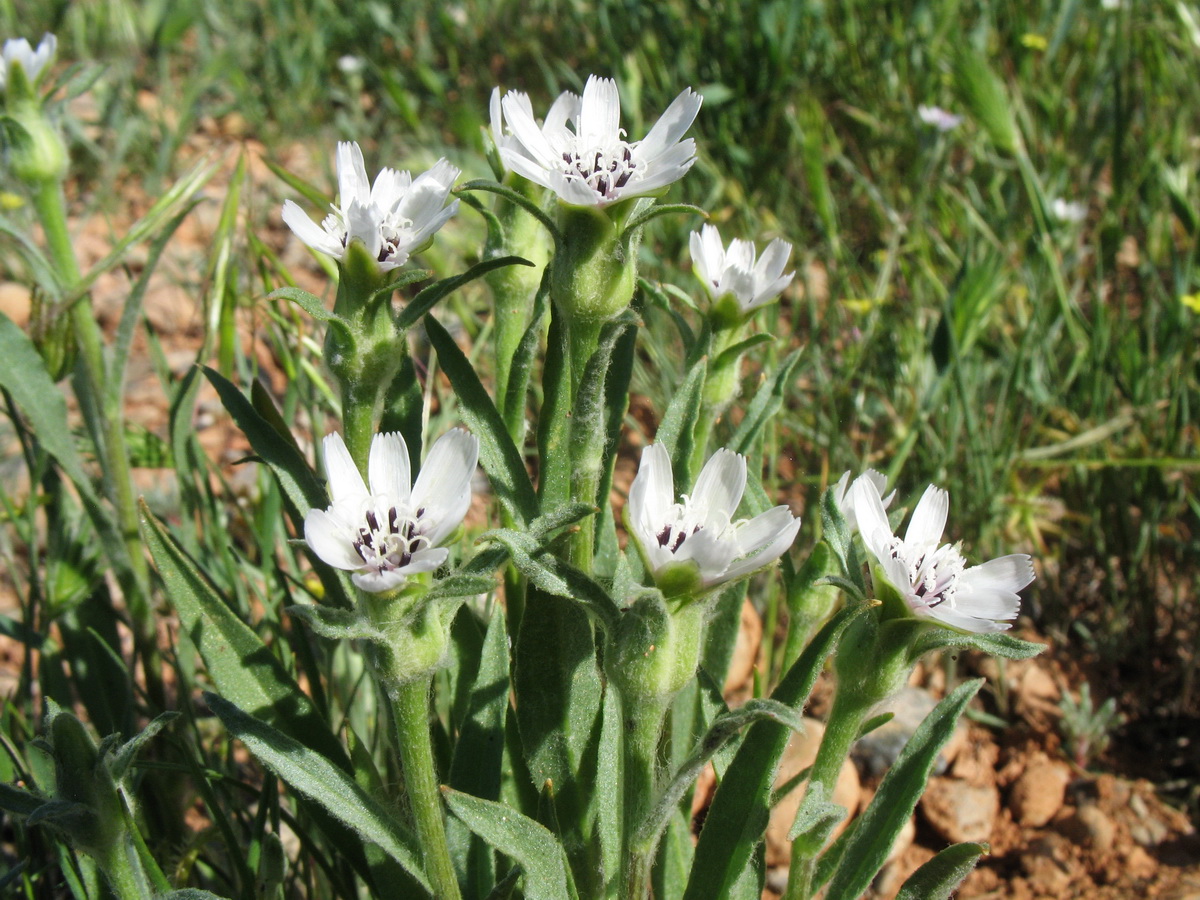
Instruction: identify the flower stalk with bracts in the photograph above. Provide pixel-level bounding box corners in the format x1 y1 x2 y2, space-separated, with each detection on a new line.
626 443 801 599
491 74 702 208
849 474 1035 633
304 429 479 594
282 141 460 272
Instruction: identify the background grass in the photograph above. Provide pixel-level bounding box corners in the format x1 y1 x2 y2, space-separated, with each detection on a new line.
2 0 1199 890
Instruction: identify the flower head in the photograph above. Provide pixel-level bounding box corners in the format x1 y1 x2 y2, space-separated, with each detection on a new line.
917 105 963 132
491 75 702 208
0 33 56 92
850 476 1035 633
282 142 459 272
1051 198 1087 224
689 224 794 314
627 444 801 596
304 429 479 593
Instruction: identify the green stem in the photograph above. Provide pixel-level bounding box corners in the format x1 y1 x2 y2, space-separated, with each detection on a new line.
31 180 161 706
95 836 154 900
565 315 605 574
341 381 377 476
689 324 741 477
392 676 462 900
781 691 870 900
620 693 669 900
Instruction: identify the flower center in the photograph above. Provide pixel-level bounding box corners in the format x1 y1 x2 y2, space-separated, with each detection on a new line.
352 504 431 574
890 539 966 609
561 139 637 200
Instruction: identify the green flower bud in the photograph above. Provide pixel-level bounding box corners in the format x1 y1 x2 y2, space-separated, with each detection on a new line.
551 201 641 324
607 594 706 703
361 585 460 690
2 101 68 185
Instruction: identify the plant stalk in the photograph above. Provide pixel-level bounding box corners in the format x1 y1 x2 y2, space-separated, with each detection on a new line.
392 675 463 900
620 693 670 900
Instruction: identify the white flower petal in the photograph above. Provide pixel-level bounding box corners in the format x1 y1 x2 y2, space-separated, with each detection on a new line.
400 547 450 575
720 508 801 582
637 87 703 159
905 485 949 546
502 91 562 167
691 448 746 526
579 75 621 148
303 508 365 571
849 474 893 560
960 555 1035 595
322 433 369 505
352 568 410 593
368 432 412 506
282 201 343 258
628 443 675 547
411 429 479 545
336 141 370 207
544 90 582 142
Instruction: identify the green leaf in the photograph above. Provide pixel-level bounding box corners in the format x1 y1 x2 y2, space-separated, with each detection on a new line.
636 699 803 853
0 782 44 817
266 287 352 343
654 356 707 491
456 179 563 246
953 49 1018 155
443 789 578 900
683 605 863 900
822 679 984 900
109 711 179 780
786 780 846 847
207 694 431 896
396 255 533 331
480 528 618 631
450 608 510 800
711 333 775 371
425 315 539 527
728 348 802 455
620 203 707 237
912 629 1045 661
0 314 128 578
139 502 349 769
894 842 987 900
201 367 327 516
157 890 232 899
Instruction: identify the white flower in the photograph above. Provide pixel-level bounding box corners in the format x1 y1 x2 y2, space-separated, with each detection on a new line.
492 75 702 207
304 429 479 593
627 444 801 594
0 33 56 91
689 224 794 313
850 476 1035 633
1051 198 1087 224
917 105 963 132
282 142 460 272
831 468 894 533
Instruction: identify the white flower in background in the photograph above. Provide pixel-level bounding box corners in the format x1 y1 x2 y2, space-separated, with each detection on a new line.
689 224 794 313
832 468 894 533
492 74 702 207
282 142 460 271
305 429 479 593
917 104 963 132
850 475 1035 633
1051 198 1087 223
627 444 801 594
0 33 56 91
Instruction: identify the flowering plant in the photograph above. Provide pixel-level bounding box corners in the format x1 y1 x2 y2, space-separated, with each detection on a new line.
0 46 1043 900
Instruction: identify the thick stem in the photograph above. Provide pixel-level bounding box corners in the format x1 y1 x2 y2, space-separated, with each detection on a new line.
565 315 605 574
392 676 462 900
620 693 670 900
688 324 741 477
32 180 161 706
95 836 154 900
781 690 870 900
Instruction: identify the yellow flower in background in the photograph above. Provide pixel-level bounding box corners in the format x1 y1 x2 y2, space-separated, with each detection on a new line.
1182 293 1200 313
1021 33 1048 51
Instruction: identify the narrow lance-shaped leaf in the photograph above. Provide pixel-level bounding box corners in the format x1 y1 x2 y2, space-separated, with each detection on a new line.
139 502 349 769
395 255 533 331
821 679 985 900
682 605 863 900
654 356 707 492
207 694 431 896
443 788 578 900
425 315 539 527
894 842 987 900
